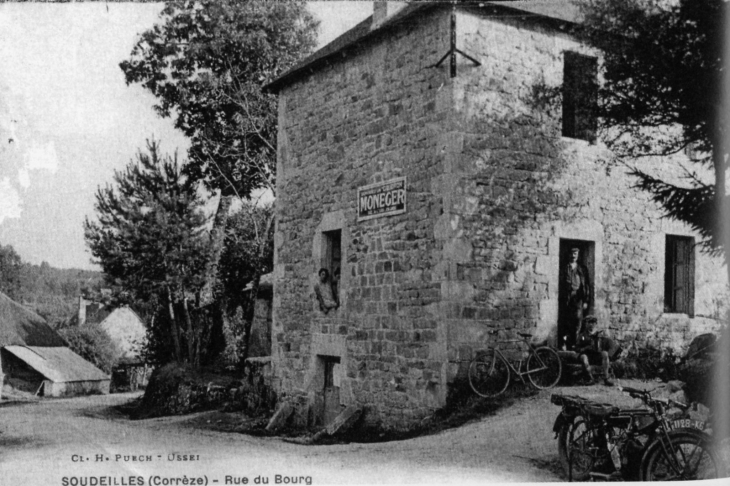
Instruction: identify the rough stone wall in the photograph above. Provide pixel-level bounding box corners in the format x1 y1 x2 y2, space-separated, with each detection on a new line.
444 10 727 369
248 293 272 358
274 9 452 427
273 7 728 428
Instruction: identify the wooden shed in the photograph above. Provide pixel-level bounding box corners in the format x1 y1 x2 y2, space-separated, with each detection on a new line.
1 345 110 396
1 291 110 397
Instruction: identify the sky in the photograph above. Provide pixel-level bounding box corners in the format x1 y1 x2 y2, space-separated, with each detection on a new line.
0 1 373 270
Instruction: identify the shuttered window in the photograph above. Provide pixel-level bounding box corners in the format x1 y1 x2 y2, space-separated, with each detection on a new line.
664 235 695 315
562 52 598 142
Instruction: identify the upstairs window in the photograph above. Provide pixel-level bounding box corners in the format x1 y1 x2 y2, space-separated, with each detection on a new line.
322 229 342 302
664 235 695 315
562 52 598 142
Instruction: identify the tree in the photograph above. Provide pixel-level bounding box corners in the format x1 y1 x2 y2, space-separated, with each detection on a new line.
58 325 119 375
579 0 729 268
120 1 318 303
84 141 212 366
0 244 22 299
218 203 274 362
579 0 730 442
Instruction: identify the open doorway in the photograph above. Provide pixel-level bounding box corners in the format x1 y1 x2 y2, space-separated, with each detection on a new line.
319 355 342 426
557 239 595 349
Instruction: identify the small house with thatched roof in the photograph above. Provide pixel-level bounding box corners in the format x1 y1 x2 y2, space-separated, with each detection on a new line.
98 307 146 363
0 292 110 397
73 297 150 391
99 306 150 391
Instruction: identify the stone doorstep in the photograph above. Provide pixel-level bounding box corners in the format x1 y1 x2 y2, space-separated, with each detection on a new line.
325 405 363 436
311 405 363 441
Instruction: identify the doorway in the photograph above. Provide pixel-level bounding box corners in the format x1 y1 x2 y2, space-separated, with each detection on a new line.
557 239 595 348
320 355 341 426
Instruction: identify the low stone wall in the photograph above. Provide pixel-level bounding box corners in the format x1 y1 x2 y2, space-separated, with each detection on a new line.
237 357 276 414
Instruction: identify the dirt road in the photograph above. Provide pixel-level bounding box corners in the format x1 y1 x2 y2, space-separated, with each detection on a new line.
0 383 663 485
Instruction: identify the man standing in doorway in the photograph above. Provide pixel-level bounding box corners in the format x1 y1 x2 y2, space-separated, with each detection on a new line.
563 247 591 350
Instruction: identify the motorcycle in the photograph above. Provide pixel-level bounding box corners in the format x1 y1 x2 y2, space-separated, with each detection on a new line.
551 385 723 481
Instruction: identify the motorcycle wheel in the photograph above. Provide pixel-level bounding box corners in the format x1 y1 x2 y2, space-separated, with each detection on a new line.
640 429 725 480
558 416 595 481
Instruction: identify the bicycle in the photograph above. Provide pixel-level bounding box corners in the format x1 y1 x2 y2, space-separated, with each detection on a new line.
467 329 562 397
551 385 724 481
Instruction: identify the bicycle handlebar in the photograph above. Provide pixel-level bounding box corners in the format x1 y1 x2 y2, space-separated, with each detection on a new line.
668 397 689 411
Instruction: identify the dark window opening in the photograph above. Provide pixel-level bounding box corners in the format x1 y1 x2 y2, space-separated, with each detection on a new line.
665 235 695 315
562 52 598 142
322 230 342 302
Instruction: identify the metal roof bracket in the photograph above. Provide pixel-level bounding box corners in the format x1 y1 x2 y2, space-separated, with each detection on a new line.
431 3 481 78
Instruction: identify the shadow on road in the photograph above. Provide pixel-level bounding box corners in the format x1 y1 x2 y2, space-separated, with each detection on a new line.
0 436 43 449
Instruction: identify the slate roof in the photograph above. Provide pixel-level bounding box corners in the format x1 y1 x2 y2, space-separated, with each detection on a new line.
3 346 109 383
265 1 583 93
0 291 66 347
486 0 583 24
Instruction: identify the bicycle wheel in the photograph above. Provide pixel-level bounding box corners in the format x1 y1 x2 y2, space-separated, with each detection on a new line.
559 417 596 481
641 431 724 480
526 346 562 389
468 351 510 397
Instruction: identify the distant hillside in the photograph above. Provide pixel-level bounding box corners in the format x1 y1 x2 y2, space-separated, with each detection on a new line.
0 245 104 327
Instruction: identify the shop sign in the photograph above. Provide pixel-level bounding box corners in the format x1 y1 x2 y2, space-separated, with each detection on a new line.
357 177 406 221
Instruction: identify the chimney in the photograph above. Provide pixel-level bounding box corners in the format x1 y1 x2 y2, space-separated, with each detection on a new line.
373 1 408 28
78 296 87 326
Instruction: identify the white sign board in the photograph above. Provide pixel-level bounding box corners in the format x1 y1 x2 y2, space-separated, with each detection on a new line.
357 177 407 222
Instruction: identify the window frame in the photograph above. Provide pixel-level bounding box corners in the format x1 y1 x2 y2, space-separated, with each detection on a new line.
321 229 342 303
664 235 695 316
562 51 598 142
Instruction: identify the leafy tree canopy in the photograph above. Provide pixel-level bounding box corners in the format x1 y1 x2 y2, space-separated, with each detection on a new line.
0 244 23 299
58 325 120 375
120 0 318 198
219 205 274 300
85 141 212 364
0 243 104 326
85 141 210 302
216 204 274 362
580 0 728 253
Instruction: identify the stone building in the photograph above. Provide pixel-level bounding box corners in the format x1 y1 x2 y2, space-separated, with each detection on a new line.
265 1 728 428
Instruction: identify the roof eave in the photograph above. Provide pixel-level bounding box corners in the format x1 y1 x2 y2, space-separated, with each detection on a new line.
264 3 439 94
265 2 585 94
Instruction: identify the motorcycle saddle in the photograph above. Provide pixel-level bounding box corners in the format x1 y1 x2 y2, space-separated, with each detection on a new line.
585 403 618 417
